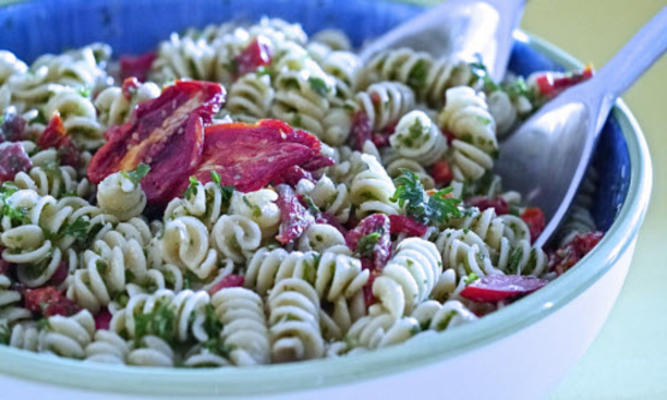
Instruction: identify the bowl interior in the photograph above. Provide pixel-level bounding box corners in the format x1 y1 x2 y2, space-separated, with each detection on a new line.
0 0 633 396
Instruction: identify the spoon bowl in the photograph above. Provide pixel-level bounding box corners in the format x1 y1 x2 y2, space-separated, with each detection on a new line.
359 0 525 81
496 8 667 247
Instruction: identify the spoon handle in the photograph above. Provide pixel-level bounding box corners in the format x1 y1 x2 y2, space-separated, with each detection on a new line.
595 7 667 102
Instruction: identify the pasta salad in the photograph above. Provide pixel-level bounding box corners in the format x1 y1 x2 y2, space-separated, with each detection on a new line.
0 17 601 367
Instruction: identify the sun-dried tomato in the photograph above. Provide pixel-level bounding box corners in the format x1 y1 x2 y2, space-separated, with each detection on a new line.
94 307 112 330
467 196 510 215
23 286 80 317
0 108 28 142
0 142 32 182
349 110 372 151
87 80 225 205
345 214 391 270
521 207 546 243
234 36 274 78
275 184 315 245
191 119 323 193
389 214 428 237
121 76 141 100
208 274 245 295
37 113 81 168
460 274 547 302
363 268 382 307
119 51 156 82
549 231 604 275
431 160 454 186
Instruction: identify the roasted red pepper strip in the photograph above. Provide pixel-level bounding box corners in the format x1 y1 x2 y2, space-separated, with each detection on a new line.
191 119 322 192
37 113 81 168
467 196 510 215
208 274 245 295
389 214 428 237
23 286 81 317
119 51 156 82
0 142 32 182
275 184 315 245
460 274 547 302
234 36 274 78
88 80 225 205
345 213 392 271
549 231 603 275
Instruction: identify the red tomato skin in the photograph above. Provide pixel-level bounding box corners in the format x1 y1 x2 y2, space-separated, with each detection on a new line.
208 275 245 295
119 51 156 82
87 80 225 205
431 160 453 185
521 207 546 243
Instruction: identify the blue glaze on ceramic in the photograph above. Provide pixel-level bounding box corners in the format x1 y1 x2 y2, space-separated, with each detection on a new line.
0 0 628 233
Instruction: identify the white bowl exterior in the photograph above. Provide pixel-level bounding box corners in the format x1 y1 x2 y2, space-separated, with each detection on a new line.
0 237 637 400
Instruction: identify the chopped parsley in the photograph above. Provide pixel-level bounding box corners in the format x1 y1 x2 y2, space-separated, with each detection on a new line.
121 163 151 185
210 171 235 205
77 87 91 98
357 231 382 258
390 169 461 226
308 77 329 97
407 59 428 90
242 196 262 218
507 247 524 274
469 56 499 92
463 272 479 285
182 176 200 199
133 300 176 343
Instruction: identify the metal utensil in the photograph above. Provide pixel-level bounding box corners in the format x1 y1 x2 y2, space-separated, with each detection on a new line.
359 0 525 81
495 7 667 248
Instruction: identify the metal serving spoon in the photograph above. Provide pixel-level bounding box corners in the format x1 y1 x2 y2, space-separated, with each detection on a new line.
359 0 525 81
495 7 667 248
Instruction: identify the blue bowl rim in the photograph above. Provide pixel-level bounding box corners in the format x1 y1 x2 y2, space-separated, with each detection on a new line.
0 20 654 400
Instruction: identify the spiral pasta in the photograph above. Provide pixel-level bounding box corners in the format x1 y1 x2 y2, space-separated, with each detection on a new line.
96 172 147 221
361 48 471 106
211 287 270 365
350 153 399 217
355 81 415 131
161 216 217 279
267 278 324 362
389 110 447 166
0 16 600 369
94 81 161 128
438 86 498 181
372 238 442 318
224 72 274 122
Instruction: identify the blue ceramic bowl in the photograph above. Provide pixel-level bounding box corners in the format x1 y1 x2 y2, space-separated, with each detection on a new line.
0 1 652 399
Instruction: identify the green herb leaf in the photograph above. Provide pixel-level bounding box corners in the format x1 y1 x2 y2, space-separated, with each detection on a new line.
390 169 461 226
463 272 479 285
183 176 200 199
121 163 150 185
210 170 221 185
133 300 176 343
242 196 262 218
407 59 428 90
308 77 329 97
210 171 235 206
77 87 91 98
357 231 381 259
